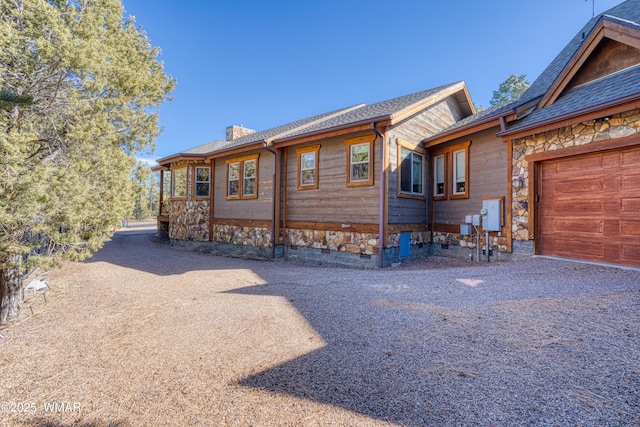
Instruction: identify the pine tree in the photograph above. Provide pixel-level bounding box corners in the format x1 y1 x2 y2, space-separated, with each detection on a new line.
0 0 175 323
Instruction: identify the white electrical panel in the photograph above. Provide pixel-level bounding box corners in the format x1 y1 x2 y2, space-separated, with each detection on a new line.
482 199 502 231
464 215 473 224
460 224 472 235
472 215 481 226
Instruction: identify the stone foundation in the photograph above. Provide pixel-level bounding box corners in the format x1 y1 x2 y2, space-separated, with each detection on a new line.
212 224 272 248
430 231 510 258
284 228 379 255
168 200 209 241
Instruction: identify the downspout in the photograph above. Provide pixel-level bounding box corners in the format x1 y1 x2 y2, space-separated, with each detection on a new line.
372 124 385 268
263 141 277 260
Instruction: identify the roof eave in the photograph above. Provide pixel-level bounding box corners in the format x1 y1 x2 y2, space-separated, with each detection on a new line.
498 93 640 139
272 115 392 145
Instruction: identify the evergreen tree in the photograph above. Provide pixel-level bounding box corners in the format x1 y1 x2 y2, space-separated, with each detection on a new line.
0 0 175 323
490 74 530 107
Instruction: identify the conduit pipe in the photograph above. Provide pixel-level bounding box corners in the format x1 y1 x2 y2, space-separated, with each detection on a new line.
372 123 385 268
263 141 278 260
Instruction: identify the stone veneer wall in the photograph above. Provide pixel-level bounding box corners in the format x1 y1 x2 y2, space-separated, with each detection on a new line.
387 231 430 248
169 200 210 241
431 231 509 254
284 228 379 255
511 109 640 242
211 224 272 248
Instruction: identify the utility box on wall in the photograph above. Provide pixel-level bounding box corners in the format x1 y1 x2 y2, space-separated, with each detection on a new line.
482 198 502 232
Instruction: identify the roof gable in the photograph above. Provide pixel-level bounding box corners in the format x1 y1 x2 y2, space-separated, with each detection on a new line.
273 82 473 144
539 15 640 109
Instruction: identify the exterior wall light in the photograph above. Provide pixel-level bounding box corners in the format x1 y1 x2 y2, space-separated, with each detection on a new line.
513 177 524 189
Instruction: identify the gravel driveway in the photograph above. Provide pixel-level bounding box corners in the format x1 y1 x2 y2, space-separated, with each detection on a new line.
1 228 639 426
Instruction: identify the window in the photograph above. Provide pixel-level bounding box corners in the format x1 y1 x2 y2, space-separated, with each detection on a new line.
296 145 320 190
453 149 466 195
398 140 425 198
345 136 374 187
243 159 256 197
194 166 210 198
226 154 259 200
434 155 446 199
432 141 470 200
171 167 187 198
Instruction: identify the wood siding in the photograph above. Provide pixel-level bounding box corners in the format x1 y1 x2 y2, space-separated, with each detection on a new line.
284 130 380 224
387 98 466 225
432 127 506 225
213 148 274 221
569 39 640 89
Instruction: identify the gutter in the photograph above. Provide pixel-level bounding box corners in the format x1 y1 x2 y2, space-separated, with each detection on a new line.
263 141 278 260
372 123 385 269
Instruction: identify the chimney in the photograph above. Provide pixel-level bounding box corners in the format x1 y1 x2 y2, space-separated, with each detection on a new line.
226 125 255 141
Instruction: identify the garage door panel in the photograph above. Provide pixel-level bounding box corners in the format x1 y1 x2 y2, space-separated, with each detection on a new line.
543 198 604 215
547 238 606 258
543 177 604 195
621 174 640 192
551 155 604 174
621 244 640 264
620 146 640 166
621 197 640 212
538 143 640 268
621 220 640 237
543 218 603 235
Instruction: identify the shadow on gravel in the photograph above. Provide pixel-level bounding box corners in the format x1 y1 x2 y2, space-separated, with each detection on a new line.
88 231 640 425
230 278 640 426
86 233 274 277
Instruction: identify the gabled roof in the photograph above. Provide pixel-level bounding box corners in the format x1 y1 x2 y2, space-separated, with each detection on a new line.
157 82 473 166
502 62 640 137
156 104 363 165
424 0 640 145
273 82 473 144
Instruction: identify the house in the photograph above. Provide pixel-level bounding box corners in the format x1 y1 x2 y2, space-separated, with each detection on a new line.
155 82 474 267
422 0 640 268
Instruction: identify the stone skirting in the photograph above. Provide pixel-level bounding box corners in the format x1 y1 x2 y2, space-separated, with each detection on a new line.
168 200 209 241
211 224 272 248
431 231 509 253
170 239 272 261
387 231 430 247
285 228 379 255
511 109 640 242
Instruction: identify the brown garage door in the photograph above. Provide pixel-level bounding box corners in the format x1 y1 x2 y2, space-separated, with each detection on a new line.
538 145 640 268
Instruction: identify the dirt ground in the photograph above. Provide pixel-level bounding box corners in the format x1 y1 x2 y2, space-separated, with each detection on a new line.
1 226 639 426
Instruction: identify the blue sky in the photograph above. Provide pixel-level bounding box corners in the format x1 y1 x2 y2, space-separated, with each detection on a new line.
121 0 625 161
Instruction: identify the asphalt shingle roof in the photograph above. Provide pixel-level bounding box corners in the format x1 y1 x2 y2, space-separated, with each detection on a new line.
274 83 464 141
160 82 466 164
507 63 640 133
180 104 364 157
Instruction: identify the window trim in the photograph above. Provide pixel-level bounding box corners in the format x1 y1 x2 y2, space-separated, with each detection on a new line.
345 136 374 187
225 153 259 200
296 144 320 190
433 154 447 200
452 148 467 198
432 140 471 200
193 165 211 199
397 139 426 200
171 166 188 199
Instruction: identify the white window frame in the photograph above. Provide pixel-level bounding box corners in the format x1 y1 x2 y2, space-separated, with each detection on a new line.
433 154 445 198
453 149 466 196
194 166 210 198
